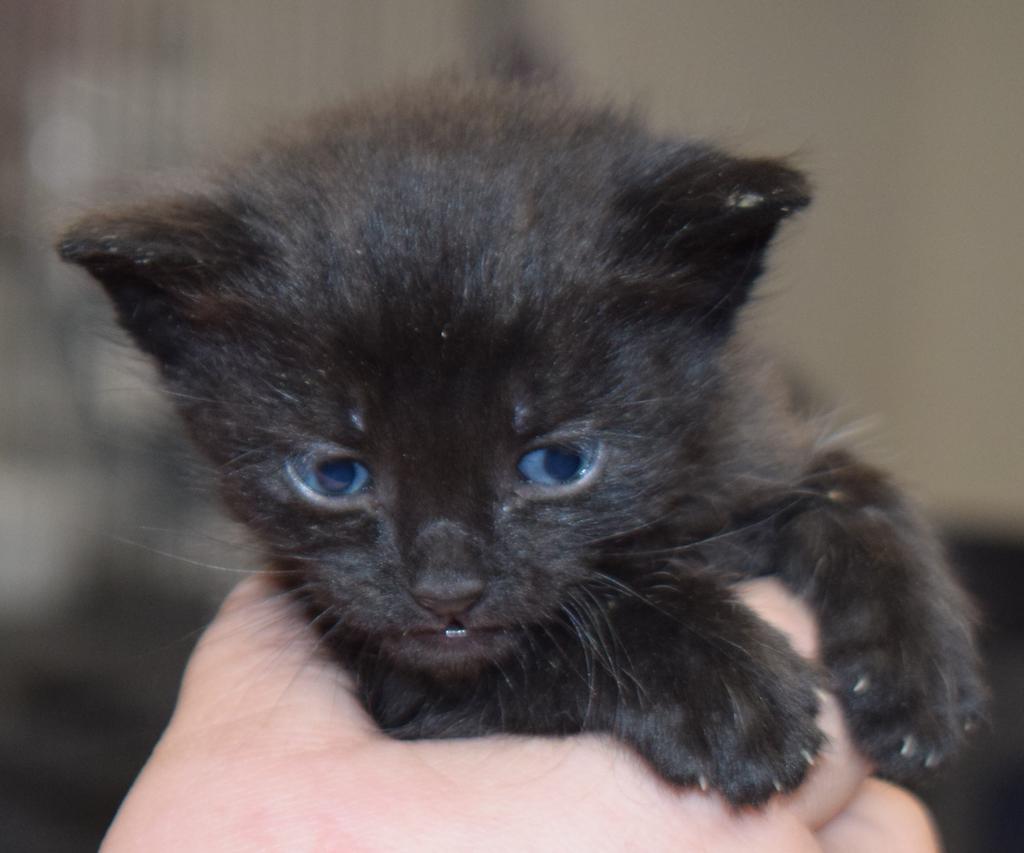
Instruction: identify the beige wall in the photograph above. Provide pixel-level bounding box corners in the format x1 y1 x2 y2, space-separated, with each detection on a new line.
532 0 1024 533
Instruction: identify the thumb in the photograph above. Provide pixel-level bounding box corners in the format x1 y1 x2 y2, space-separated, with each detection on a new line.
166 574 378 741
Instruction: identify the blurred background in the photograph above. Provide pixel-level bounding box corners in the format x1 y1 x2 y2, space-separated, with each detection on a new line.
1 1 1021 850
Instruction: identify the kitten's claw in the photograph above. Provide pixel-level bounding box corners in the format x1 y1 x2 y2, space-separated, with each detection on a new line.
834 635 984 783
801 748 816 767
772 779 784 794
698 775 709 792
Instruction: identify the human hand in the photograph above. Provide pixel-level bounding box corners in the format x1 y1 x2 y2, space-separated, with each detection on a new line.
103 576 940 852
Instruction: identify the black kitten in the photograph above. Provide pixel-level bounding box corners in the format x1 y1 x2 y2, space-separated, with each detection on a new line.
59 80 983 805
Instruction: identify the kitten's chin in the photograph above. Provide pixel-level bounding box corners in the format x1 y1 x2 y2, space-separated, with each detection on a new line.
382 626 518 676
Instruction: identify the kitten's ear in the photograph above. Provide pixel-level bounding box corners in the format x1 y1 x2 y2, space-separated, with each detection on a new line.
57 195 265 364
613 149 810 332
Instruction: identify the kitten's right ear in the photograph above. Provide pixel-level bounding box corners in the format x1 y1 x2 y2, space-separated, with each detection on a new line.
611 149 811 334
57 196 266 364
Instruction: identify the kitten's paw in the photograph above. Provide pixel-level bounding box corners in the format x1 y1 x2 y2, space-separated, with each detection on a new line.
703 665 825 806
833 640 985 781
702 715 824 806
625 641 825 806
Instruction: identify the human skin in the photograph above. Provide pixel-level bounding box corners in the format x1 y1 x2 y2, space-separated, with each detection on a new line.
102 577 941 852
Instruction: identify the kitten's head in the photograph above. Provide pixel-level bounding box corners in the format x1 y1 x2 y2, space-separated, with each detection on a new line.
59 82 808 675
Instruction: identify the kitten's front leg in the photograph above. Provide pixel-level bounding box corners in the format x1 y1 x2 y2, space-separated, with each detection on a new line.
777 451 984 781
368 570 824 806
591 570 824 805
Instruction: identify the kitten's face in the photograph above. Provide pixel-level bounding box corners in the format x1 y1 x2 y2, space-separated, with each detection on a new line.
58 83 808 676
173 273 719 675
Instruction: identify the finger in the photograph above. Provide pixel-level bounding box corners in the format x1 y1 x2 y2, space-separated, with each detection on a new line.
817 779 941 852
734 576 819 659
780 691 871 829
734 578 871 829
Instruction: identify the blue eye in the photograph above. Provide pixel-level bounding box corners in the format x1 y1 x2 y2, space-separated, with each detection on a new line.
289 453 370 499
517 445 593 487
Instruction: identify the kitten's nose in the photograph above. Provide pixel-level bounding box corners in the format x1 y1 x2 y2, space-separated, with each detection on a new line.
411 575 484 620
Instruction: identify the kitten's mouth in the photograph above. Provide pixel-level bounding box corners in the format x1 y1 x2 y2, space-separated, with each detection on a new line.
393 621 515 672
443 622 468 639
409 621 506 643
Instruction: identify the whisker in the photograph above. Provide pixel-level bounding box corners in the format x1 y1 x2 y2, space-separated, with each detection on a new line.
269 604 348 706
575 506 683 548
580 584 648 708
585 572 678 622
106 533 300 576
598 496 812 559
124 526 322 566
538 618 594 723
187 582 315 654
567 592 617 675
563 596 625 702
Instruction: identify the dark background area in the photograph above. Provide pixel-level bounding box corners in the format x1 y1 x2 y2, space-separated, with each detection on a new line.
1 2 1021 850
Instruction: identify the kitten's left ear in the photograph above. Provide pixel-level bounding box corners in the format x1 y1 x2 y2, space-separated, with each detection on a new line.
612 149 810 333
58 195 268 365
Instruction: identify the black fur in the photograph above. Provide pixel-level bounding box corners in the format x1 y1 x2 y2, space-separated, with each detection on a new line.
59 79 983 805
